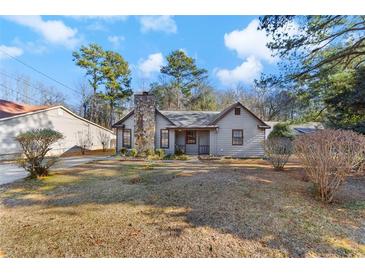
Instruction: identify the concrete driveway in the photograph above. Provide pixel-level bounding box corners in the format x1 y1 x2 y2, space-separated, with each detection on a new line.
0 156 111 186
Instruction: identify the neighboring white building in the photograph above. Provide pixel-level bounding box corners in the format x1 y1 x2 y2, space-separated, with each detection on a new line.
0 99 116 159
113 92 270 158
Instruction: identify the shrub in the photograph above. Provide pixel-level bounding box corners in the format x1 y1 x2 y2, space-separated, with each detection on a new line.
295 129 365 203
129 148 138 157
175 146 184 156
77 130 92 155
98 132 110 152
15 129 64 178
147 154 160 160
146 149 165 160
265 137 293 170
155 149 165 159
164 154 189 160
144 148 155 157
120 147 127 156
268 123 294 140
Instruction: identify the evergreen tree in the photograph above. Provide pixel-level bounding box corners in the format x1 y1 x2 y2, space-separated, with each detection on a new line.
100 51 132 128
160 50 208 109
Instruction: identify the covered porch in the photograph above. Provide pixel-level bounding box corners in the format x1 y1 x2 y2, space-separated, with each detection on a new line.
172 128 214 155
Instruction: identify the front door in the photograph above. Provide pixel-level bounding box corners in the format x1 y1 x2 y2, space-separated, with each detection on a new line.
198 131 210 155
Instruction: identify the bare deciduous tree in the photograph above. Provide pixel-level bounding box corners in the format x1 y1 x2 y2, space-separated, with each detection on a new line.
294 129 365 203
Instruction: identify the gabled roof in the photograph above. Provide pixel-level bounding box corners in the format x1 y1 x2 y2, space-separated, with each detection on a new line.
112 109 178 128
209 102 270 128
112 102 270 129
0 100 114 134
112 109 135 127
0 99 50 119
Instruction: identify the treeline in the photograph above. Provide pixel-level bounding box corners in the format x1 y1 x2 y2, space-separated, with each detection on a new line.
3 15 365 133
0 71 68 107
259 15 365 133
72 45 302 128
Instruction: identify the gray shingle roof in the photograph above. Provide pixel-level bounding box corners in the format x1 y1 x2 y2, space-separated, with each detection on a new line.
159 111 220 127
112 101 270 129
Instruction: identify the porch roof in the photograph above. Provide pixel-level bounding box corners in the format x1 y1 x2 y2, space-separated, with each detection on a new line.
165 125 219 130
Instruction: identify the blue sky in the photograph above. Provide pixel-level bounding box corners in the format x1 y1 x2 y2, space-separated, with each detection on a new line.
0 16 279 105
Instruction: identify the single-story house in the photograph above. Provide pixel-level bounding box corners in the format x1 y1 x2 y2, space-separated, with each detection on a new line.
0 99 116 159
112 92 270 157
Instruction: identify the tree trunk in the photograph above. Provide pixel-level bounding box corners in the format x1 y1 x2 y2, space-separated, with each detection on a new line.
110 101 114 129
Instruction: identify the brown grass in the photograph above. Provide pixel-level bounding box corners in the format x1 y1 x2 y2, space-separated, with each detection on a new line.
0 158 364 258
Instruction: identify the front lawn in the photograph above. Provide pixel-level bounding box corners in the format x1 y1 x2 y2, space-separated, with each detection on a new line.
0 158 364 257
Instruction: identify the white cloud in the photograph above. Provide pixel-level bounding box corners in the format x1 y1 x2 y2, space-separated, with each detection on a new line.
224 18 301 63
107 35 125 48
5 16 81 49
70 16 128 32
138 53 164 78
216 56 263 86
0 45 23 59
216 18 301 86
223 19 276 63
139 16 177 33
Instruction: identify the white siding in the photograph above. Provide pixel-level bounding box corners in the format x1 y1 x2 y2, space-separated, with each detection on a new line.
116 112 175 155
209 129 217 155
214 106 265 157
116 113 134 152
155 112 174 155
114 106 266 157
0 107 116 158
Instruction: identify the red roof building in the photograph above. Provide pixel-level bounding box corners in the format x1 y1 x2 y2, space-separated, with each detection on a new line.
0 99 50 119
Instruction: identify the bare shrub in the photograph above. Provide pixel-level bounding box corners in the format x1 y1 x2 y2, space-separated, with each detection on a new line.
295 129 365 203
16 129 64 178
98 132 110 152
265 137 293 170
77 129 92 155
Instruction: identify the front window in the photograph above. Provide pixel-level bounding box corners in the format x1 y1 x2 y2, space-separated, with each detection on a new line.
186 130 196 144
232 129 243 145
234 107 241 115
160 129 169 148
123 129 131 148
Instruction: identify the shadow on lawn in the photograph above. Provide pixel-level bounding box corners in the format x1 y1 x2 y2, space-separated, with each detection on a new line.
1 159 364 257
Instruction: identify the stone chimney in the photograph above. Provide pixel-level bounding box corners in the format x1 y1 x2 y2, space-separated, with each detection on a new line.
134 91 156 153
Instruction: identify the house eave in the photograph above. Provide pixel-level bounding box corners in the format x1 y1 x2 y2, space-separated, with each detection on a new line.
0 105 115 134
166 125 219 130
210 102 270 128
112 109 134 128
